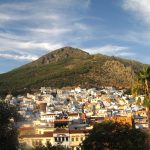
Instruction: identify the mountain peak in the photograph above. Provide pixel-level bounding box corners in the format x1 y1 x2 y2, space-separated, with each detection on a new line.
34 46 90 65
51 46 89 55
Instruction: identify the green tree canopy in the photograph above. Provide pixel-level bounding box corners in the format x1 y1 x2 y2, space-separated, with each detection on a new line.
0 100 19 150
33 141 70 150
132 66 150 128
82 121 148 150
137 67 150 96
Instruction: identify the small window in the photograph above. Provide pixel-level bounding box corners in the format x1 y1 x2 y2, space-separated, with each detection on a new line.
39 140 42 145
72 138 74 142
54 137 57 142
58 137 61 142
76 137 78 141
66 137 68 141
32 140 35 146
35 140 38 145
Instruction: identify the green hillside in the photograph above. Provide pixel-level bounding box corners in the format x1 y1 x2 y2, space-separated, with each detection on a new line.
0 47 147 95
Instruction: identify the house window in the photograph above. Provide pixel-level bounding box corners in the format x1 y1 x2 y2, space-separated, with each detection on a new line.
58 137 61 142
54 137 57 142
39 140 42 145
46 140 51 145
32 140 35 146
66 137 68 141
81 137 83 141
72 137 74 142
76 137 78 141
35 140 38 145
62 137 64 141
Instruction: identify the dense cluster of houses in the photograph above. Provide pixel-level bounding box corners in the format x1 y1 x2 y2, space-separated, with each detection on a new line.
5 86 149 150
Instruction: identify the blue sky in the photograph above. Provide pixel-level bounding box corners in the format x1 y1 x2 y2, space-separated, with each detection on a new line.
0 0 150 73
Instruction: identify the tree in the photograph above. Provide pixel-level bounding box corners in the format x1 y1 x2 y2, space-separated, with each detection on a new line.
136 97 142 106
33 141 70 150
82 121 148 150
132 66 150 128
137 67 150 95
0 100 19 150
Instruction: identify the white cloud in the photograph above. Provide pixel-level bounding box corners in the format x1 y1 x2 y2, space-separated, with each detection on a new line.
82 44 136 59
0 36 64 51
74 23 89 31
84 45 129 54
0 53 38 61
116 52 135 57
122 0 150 25
0 13 12 22
0 0 92 64
120 0 150 48
0 0 91 23
28 27 72 35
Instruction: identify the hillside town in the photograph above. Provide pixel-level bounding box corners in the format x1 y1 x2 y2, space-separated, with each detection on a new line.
4 86 149 150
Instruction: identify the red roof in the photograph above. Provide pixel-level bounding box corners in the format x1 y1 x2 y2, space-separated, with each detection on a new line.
42 113 56 116
19 127 34 131
69 129 91 134
19 132 53 138
54 129 69 133
68 113 79 116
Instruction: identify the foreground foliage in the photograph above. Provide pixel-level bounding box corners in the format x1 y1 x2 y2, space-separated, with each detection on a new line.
82 121 148 150
132 66 150 127
33 142 69 150
0 100 19 150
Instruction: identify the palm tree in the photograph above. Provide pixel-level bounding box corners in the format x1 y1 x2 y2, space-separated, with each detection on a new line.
133 66 150 128
137 67 150 96
132 78 142 97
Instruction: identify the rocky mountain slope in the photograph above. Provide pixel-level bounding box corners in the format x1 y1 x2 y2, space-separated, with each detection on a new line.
0 47 147 95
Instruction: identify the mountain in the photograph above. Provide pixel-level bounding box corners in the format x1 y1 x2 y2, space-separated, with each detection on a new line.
0 47 147 95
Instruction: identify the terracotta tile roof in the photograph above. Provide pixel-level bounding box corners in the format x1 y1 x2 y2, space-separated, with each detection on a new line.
43 132 53 137
68 113 79 116
19 132 53 138
54 128 69 133
42 113 56 116
69 129 91 134
19 127 34 131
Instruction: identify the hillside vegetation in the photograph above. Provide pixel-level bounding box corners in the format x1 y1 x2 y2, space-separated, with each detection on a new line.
0 47 147 95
